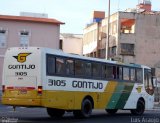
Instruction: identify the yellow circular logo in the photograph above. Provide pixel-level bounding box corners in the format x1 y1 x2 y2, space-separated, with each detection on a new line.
13 53 31 63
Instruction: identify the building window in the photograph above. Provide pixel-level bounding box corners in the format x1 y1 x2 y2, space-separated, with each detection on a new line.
120 19 135 34
111 21 117 34
59 39 63 50
109 46 116 57
121 43 134 55
19 30 30 47
0 28 7 48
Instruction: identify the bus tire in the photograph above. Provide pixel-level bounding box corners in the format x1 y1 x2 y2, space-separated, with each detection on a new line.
131 100 145 115
73 99 92 118
47 108 65 118
105 109 118 115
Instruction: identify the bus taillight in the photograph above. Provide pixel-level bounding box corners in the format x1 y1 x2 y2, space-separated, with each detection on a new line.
38 86 42 95
2 85 5 93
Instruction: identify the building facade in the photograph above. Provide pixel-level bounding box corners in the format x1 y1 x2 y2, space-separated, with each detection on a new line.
83 1 160 78
83 11 105 58
60 33 83 55
0 14 64 89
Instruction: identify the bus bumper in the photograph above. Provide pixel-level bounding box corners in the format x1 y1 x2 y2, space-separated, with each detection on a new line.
1 97 42 107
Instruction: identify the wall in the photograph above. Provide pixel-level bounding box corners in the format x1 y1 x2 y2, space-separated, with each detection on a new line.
0 20 59 49
62 36 83 55
118 12 160 80
83 23 98 55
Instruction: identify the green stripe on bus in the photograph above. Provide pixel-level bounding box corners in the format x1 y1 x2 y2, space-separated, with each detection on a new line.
106 83 125 109
103 81 118 108
115 83 134 109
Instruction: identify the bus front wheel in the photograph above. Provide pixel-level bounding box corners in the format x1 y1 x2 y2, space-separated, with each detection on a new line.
73 99 92 118
47 108 65 118
131 100 145 115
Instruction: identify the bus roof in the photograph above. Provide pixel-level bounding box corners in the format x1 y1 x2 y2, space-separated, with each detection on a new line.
6 47 150 69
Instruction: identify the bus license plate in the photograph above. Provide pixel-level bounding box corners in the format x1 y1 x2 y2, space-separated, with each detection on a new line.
19 90 27 94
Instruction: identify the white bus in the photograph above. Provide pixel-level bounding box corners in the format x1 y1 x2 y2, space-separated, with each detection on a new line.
2 47 155 118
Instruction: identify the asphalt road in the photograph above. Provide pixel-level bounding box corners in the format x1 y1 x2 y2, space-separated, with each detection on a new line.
0 104 160 123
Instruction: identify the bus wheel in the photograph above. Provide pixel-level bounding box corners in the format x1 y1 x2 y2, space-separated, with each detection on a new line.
131 100 145 115
73 99 92 118
105 109 118 115
47 108 65 118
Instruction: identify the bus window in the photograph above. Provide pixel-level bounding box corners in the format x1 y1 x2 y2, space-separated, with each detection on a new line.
144 69 154 95
66 59 74 75
85 62 92 77
102 65 107 79
75 60 84 76
102 64 115 79
46 55 55 75
56 57 65 75
136 69 143 83
92 62 101 78
123 67 130 81
130 68 136 81
117 66 123 80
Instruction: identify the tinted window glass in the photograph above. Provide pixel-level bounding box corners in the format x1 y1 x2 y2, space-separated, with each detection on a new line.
102 64 115 79
130 68 135 81
56 57 65 75
117 66 123 80
123 67 130 80
144 69 154 95
75 60 84 76
85 62 92 77
46 55 55 75
136 69 143 83
66 59 74 75
92 63 101 78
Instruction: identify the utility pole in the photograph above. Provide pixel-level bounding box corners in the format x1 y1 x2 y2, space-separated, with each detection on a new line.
106 0 110 59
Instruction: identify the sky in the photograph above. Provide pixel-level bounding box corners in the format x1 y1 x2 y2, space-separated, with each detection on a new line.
0 0 159 34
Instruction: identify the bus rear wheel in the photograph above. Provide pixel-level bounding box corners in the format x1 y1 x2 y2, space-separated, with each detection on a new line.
131 100 145 115
73 99 92 118
105 109 118 115
47 108 65 118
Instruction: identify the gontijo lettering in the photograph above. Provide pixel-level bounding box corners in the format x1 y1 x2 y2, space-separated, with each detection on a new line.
8 64 35 69
48 79 103 90
72 80 103 89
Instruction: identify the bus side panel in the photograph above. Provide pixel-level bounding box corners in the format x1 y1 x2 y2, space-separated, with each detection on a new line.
105 82 134 109
42 76 108 110
123 83 154 109
42 90 100 110
97 81 118 109
42 90 75 109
